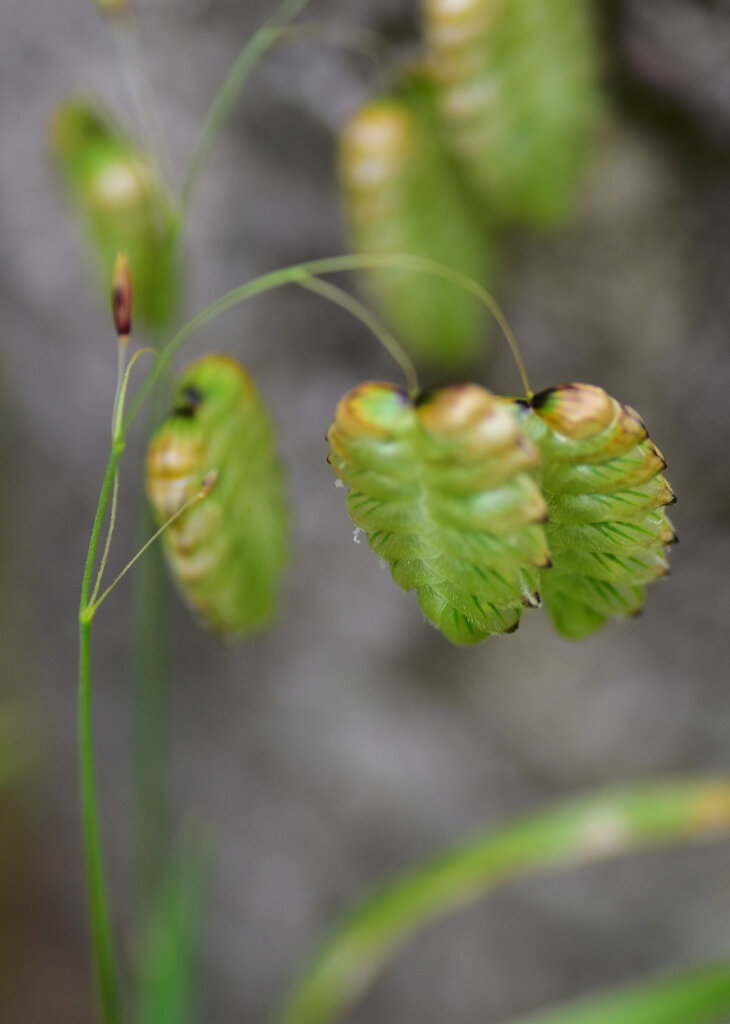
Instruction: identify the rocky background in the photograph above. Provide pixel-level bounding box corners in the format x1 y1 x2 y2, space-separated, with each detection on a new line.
1 0 729 1021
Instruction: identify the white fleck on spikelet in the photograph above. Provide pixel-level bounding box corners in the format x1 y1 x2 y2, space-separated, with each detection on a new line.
352 527 362 544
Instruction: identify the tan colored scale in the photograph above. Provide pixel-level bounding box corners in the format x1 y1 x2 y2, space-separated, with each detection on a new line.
146 436 206 521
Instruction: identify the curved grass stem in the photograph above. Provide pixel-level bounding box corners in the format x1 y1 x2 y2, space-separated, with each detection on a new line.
277 778 730 1024
276 21 383 64
181 0 315 210
297 276 420 395
124 253 531 433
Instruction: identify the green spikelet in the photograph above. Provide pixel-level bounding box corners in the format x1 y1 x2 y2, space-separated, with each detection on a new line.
328 382 550 644
422 0 601 225
49 98 180 331
146 355 289 636
514 384 676 639
338 71 494 368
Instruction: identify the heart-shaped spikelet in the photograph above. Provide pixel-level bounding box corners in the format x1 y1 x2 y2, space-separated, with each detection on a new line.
328 382 550 644
146 355 289 636
513 384 676 639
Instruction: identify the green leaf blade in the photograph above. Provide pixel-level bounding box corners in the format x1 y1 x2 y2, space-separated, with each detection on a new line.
508 959 730 1024
278 778 730 1024
135 834 208 1024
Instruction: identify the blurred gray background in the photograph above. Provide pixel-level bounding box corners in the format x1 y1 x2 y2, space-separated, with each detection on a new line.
1 0 730 1021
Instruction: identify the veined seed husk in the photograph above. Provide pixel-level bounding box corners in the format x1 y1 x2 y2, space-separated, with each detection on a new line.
338 70 495 369
422 0 601 225
513 383 676 639
328 382 550 645
146 355 289 636
49 98 180 332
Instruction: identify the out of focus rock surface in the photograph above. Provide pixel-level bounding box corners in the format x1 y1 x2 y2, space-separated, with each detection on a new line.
0 1 729 1021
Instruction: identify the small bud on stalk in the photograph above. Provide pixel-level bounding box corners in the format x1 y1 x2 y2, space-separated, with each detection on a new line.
111 252 133 341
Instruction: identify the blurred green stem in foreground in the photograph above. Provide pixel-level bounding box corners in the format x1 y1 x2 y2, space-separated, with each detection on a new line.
508 957 730 1024
135 829 208 1024
277 779 730 1024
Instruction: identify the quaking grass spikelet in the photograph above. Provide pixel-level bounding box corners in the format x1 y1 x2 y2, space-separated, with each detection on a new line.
49 98 180 331
338 71 494 369
146 355 289 636
422 0 601 225
328 382 549 644
512 383 676 639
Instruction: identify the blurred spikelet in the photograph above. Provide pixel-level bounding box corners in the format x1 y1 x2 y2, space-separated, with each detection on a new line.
338 71 495 369
49 98 180 331
423 0 601 225
146 355 289 636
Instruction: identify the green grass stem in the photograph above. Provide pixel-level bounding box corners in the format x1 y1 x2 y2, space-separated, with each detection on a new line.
123 253 530 433
181 0 315 209
78 443 125 1024
277 778 730 1024
508 957 730 1024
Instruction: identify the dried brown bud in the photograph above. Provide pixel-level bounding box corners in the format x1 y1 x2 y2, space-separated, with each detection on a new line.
111 252 133 338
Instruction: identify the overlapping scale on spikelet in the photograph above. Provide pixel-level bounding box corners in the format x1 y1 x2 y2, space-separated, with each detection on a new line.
49 98 180 331
146 355 289 636
328 382 550 644
422 0 601 225
514 384 676 639
338 71 494 368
